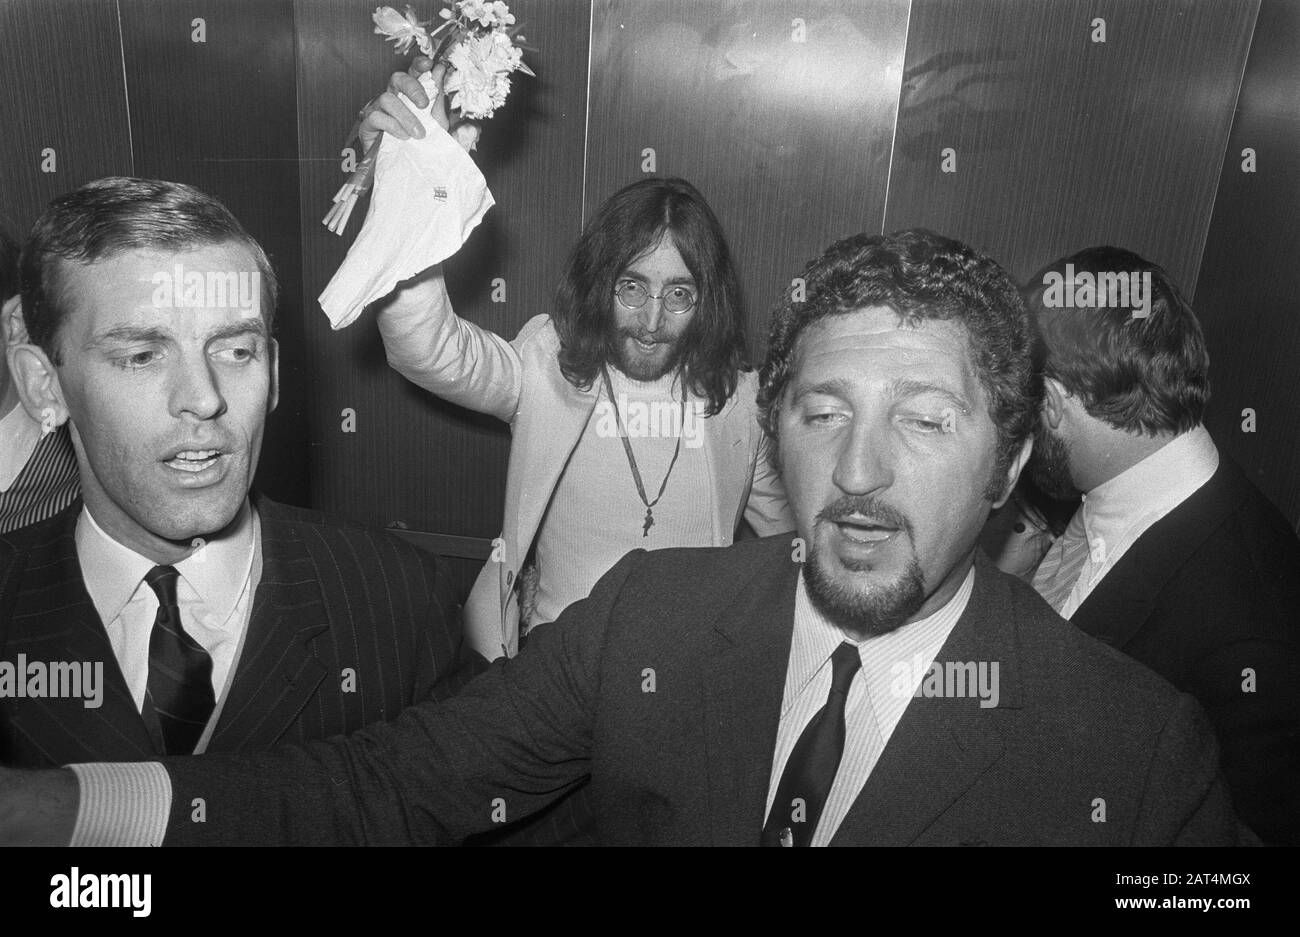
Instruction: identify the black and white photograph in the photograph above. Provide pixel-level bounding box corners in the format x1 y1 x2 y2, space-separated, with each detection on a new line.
0 0 1295 907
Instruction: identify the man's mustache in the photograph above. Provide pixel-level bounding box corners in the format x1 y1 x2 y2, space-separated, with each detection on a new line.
816 494 913 535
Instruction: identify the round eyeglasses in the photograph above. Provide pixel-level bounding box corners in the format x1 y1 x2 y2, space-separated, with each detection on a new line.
614 279 698 315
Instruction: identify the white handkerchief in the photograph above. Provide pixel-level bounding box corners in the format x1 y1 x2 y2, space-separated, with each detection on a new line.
319 72 495 330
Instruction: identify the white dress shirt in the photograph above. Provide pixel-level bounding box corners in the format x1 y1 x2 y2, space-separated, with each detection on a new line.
0 400 42 492
68 501 261 847
1032 425 1219 618
766 564 975 846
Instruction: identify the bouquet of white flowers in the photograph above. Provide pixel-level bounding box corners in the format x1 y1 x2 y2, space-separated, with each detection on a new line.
323 1 533 234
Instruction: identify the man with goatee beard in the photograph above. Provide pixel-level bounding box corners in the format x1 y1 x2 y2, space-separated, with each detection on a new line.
0 229 1250 847
1022 245 1300 845
360 62 792 663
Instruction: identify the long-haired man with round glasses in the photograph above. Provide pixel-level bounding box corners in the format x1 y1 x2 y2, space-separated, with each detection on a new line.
363 66 792 663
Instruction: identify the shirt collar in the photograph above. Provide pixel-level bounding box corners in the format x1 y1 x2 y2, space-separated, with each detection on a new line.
76 500 257 627
0 402 44 491
1081 424 1219 542
787 562 976 711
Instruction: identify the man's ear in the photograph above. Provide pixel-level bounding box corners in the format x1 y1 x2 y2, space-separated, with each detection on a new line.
267 337 280 414
1042 376 1069 430
0 295 26 347
8 341 69 436
991 434 1034 510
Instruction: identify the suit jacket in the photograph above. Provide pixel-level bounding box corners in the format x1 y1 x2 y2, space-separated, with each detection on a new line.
377 287 793 660
1070 455 1300 844
0 495 476 767
161 536 1243 846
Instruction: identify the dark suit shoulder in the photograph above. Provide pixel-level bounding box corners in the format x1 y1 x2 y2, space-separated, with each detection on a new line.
979 559 1201 734
0 501 79 555
253 495 438 573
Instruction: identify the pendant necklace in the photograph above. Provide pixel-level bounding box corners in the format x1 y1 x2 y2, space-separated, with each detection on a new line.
601 367 687 537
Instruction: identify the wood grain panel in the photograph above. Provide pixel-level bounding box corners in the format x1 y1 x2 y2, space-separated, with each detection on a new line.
586 0 910 363
0 0 133 238
1195 0 1300 527
118 0 309 505
885 0 1258 290
294 0 590 536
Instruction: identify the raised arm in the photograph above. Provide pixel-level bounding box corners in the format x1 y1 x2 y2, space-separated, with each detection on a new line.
359 59 524 423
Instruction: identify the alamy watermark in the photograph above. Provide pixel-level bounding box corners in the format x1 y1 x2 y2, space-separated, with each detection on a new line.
1041 265 1153 318
889 654 1000 708
150 263 261 313
0 655 103 709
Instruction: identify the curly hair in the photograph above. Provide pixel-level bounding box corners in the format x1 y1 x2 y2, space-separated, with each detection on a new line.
757 228 1040 501
1024 246 1209 436
553 177 746 416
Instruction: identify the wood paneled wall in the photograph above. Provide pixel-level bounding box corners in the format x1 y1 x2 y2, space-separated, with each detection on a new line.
0 0 307 506
1195 0 1300 527
885 0 1258 290
0 1 133 249
3 0 1295 550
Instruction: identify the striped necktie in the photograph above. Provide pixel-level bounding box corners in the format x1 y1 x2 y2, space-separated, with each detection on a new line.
144 566 215 755
1032 507 1090 614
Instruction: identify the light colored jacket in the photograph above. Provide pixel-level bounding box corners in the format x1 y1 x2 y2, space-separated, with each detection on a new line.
377 275 793 659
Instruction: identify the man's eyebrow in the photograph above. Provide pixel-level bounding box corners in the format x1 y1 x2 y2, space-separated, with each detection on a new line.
617 271 697 286
86 325 170 349
789 377 855 404
890 378 971 413
207 320 268 342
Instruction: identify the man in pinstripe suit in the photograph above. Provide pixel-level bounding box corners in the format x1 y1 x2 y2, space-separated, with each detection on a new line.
0 177 477 774
0 228 79 533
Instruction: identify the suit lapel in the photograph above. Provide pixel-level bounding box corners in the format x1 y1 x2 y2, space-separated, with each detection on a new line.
702 538 800 844
832 557 1017 845
700 388 750 544
507 360 598 570
3 504 159 761
1071 461 1242 650
207 498 329 750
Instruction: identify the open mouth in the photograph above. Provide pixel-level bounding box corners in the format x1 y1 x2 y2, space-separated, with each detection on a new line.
833 515 899 544
163 449 223 473
632 337 660 353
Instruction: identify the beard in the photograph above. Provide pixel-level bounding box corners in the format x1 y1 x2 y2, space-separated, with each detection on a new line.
1027 421 1080 501
610 325 684 381
803 495 928 638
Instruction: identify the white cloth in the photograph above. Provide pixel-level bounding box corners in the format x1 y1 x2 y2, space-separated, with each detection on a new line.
1031 425 1219 619
318 71 495 329
765 566 975 846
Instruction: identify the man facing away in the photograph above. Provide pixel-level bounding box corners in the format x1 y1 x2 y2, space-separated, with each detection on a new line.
0 229 1245 847
359 62 792 660
0 177 475 792
1023 246 1300 844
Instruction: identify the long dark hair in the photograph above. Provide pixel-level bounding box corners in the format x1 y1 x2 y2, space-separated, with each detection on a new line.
553 178 746 416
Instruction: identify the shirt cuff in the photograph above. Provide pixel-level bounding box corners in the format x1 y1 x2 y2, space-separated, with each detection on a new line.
67 762 173 847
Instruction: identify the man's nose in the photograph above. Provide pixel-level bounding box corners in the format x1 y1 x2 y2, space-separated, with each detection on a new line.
640 298 665 334
832 418 893 495
170 356 226 421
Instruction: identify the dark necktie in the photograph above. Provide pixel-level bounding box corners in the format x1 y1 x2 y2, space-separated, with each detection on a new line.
144 565 215 755
762 641 862 847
